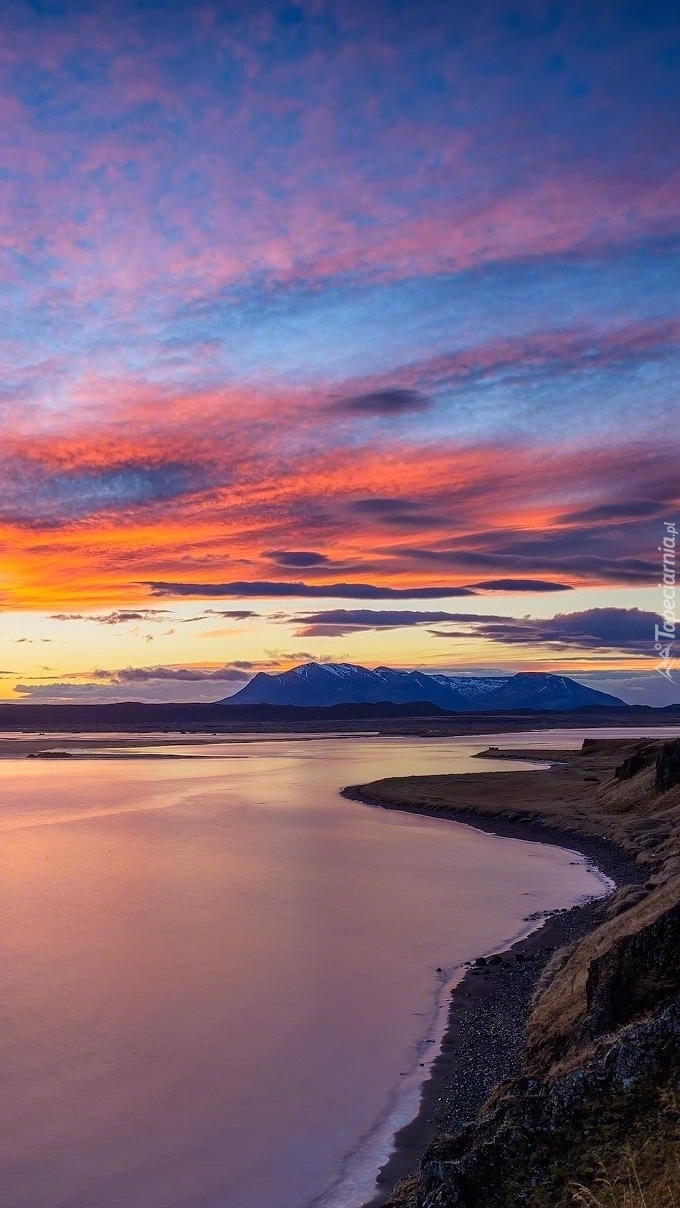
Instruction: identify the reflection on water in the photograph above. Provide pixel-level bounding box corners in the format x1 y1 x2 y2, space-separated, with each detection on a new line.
0 730 654 1208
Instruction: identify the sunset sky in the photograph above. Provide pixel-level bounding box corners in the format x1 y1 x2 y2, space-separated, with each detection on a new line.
1 0 678 704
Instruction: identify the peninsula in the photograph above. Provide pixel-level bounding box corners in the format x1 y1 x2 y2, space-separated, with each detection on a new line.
346 735 680 1207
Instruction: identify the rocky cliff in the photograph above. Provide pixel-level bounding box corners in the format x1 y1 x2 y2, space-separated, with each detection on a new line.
356 737 680 1207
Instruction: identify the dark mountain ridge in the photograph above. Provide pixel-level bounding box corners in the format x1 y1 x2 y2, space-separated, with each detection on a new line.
0 700 676 737
223 662 625 711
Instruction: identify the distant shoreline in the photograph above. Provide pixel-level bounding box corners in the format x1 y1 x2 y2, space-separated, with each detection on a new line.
0 698 678 741
342 752 647 1207
2 721 678 764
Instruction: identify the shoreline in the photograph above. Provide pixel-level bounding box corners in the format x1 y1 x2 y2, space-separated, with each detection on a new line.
342 786 646 1208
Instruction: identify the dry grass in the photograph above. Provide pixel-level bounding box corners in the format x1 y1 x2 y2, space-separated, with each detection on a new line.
354 740 680 1208
527 875 680 1075
572 1158 680 1208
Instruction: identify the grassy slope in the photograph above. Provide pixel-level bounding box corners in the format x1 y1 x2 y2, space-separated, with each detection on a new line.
351 737 680 1207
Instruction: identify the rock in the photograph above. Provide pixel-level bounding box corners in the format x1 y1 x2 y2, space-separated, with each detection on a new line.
655 739 680 792
582 895 680 1041
407 1000 680 1208
605 886 648 919
615 748 652 781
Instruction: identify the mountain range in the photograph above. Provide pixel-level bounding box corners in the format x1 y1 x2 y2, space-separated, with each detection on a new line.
223 662 625 711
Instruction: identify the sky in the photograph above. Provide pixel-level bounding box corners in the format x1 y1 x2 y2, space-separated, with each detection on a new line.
0 0 678 705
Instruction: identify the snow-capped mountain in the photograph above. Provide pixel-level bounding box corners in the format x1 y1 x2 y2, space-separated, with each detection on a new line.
222 663 624 711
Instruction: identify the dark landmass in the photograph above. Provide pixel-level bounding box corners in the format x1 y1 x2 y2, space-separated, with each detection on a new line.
26 749 74 758
0 699 678 734
226 662 624 711
347 735 680 1208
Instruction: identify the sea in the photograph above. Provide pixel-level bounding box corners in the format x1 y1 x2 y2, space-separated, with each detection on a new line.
0 727 673 1208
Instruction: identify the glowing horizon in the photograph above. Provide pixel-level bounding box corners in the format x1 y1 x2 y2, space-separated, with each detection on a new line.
1 1 678 706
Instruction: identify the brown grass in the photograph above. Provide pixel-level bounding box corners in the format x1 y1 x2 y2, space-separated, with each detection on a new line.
527 875 680 1074
572 1157 680 1208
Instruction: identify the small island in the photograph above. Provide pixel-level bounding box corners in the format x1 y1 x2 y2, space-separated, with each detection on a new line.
26 750 75 759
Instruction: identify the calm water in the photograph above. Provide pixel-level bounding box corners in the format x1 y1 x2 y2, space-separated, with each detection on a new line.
0 728 667 1208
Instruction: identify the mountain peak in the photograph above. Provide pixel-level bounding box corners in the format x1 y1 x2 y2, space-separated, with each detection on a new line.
223 662 624 711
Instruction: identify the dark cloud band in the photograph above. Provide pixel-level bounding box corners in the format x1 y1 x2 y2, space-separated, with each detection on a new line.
429 607 659 655
145 580 480 599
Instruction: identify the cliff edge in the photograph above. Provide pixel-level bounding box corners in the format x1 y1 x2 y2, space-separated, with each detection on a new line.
352 736 680 1207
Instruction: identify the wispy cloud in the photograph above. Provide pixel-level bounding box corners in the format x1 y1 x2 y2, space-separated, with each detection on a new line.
51 610 171 624
0 458 214 525
328 388 431 416
180 609 260 623
429 607 660 656
265 551 332 568
146 580 480 600
93 664 259 683
0 0 678 677
285 608 501 638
